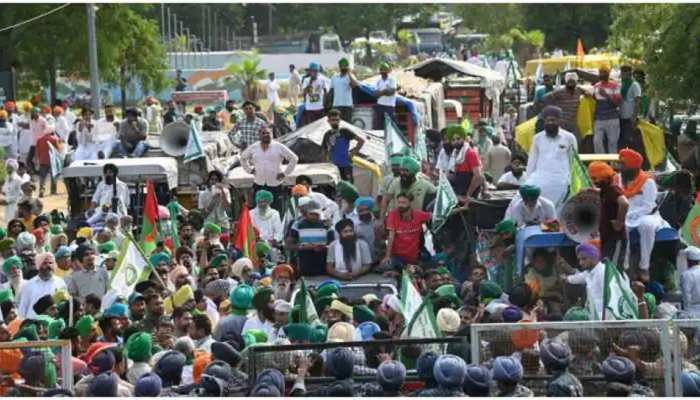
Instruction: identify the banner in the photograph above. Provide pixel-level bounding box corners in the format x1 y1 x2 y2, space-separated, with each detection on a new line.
184 121 205 163
432 172 458 232
600 261 638 320
48 142 63 178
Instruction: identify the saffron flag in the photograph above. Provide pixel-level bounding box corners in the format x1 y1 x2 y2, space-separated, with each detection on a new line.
432 172 458 232
576 38 585 67
681 190 700 246
233 202 257 261
568 150 592 200
184 120 204 163
48 143 63 178
600 261 638 320
139 180 159 256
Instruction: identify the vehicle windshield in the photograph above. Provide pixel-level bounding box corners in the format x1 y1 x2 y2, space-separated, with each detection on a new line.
322 39 340 51
417 32 442 44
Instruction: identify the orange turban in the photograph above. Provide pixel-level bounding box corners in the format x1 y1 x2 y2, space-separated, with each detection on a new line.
599 64 611 73
588 161 615 181
40 105 51 114
619 148 643 169
588 239 602 251
271 263 294 280
52 106 63 115
3 101 15 111
192 352 212 384
291 184 308 196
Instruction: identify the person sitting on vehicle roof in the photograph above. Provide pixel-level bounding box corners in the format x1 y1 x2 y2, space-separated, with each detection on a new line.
113 107 149 158
90 163 130 218
202 107 222 131
326 218 372 281
504 184 556 228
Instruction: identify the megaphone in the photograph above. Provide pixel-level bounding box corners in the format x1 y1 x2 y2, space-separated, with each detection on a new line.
559 189 601 243
160 121 190 156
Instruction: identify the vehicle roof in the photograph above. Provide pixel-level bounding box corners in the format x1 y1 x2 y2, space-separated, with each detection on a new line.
63 157 179 188
226 162 341 189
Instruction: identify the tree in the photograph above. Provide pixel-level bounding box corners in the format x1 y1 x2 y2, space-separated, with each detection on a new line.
226 54 267 101
452 4 524 36
521 4 612 52
609 4 700 102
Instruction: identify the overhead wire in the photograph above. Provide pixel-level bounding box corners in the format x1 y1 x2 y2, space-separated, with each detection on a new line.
0 4 71 34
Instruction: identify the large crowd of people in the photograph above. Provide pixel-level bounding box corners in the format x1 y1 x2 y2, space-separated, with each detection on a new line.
0 55 698 397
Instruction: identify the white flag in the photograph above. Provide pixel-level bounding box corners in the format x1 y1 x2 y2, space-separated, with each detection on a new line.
400 271 441 339
48 142 63 178
184 121 204 163
432 172 458 232
109 237 150 298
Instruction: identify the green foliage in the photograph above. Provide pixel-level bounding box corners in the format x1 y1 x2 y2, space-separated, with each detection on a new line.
225 54 267 101
453 4 524 36
521 4 612 52
609 4 700 102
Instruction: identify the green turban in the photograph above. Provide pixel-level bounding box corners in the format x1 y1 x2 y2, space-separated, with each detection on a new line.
401 157 420 176
255 190 274 204
0 239 14 253
479 280 503 303
435 284 461 306
519 184 541 200
495 219 517 235
49 225 62 235
285 323 312 342
149 252 171 267
14 325 38 342
337 180 360 203
380 62 391 72
48 318 65 340
309 325 328 344
205 223 222 235
254 241 273 258
316 283 340 299
76 315 95 338
210 253 229 268
0 227 6 240
34 314 53 327
353 305 375 324
314 295 337 313
563 306 590 321
436 267 450 275
390 154 404 166
643 293 657 317
230 284 255 313
338 58 350 68
97 241 117 254
0 289 13 304
247 329 268 344
2 256 23 275
446 124 468 140
126 332 153 362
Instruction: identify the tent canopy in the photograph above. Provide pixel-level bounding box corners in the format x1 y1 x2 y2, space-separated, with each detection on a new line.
406 57 506 95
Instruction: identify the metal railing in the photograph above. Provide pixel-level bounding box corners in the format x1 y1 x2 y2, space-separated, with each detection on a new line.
0 339 73 393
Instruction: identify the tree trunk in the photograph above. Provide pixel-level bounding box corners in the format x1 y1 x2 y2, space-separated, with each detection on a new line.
49 59 57 106
120 62 128 114
364 29 372 65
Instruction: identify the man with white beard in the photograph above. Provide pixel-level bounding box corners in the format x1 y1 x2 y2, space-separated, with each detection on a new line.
271 264 295 302
0 256 25 299
16 253 66 319
250 190 284 247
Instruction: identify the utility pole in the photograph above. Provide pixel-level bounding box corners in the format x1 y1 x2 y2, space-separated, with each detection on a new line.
86 3 101 118
268 4 273 35
160 4 165 42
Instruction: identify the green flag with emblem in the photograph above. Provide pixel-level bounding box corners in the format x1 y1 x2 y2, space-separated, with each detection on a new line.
432 171 458 232
385 115 413 165
568 150 592 200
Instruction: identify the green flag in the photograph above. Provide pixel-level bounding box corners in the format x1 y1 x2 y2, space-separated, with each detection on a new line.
600 260 638 320
568 150 592 200
166 200 182 249
385 115 413 165
400 271 441 339
184 120 204 163
432 172 458 232
682 191 700 246
414 127 428 162
294 279 320 325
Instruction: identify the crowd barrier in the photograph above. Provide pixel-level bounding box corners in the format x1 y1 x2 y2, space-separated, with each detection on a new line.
0 339 73 395
243 319 700 397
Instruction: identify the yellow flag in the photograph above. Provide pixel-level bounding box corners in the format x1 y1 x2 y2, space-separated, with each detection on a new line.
576 97 596 139
638 119 666 168
515 117 537 153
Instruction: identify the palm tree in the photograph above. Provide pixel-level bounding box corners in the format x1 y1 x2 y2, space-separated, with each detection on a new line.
225 53 267 102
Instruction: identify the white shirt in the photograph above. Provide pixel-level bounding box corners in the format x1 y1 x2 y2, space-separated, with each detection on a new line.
525 129 578 204
250 207 284 242
289 70 302 90
682 266 700 318
331 74 353 107
198 186 231 229
242 314 276 342
91 178 130 216
497 171 528 186
309 190 339 222
17 274 67 319
302 75 330 111
266 79 280 105
0 121 16 147
17 114 33 155
375 76 397 107
505 196 556 227
436 148 452 174
624 178 659 228
64 108 77 128
53 115 71 141
95 117 120 143
620 81 642 119
240 141 299 186
566 262 606 320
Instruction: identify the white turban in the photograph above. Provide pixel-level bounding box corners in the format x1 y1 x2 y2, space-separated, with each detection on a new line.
5 159 18 171
565 72 579 83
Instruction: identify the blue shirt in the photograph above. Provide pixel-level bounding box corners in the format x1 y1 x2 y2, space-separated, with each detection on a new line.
323 128 355 168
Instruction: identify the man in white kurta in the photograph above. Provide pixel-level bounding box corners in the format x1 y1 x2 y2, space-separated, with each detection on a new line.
681 247 700 318
618 148 668 281
505 185 557 228
17 253 67 319
2 159 23 221
250 190 284 245
525 106 578 206
566 242 622 320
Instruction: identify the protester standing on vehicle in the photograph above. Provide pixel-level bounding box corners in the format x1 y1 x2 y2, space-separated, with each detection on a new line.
321 109 365 182
300 62 330 127
330 58 359 122
619 65 643 151
373 63 397 130
231 101 267 150
288 64 302 108
382 192 431 272
90 163 130 218
593 65 622 153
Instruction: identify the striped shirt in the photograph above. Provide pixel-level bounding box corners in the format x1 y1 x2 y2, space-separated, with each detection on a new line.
545 87 585 132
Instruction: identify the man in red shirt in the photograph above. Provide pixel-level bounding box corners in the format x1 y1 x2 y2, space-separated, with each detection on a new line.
35 130 60 197
381 193 431 272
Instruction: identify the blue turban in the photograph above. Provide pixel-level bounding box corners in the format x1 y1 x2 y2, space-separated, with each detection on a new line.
89 372 118 396
433 354 467 389
539 339 572 371
135 372 162 396
354 196 375 211
251 383 282 397
90 349 116 374
416 351 439 382
601 356 636 385
463 364 491 396
492 356 523 383
502 306 523 323
647 281 665 299
256 369 285 394
356 321 381 341
154 351 187 387
377 361 407 391
326 347 354 380
104 302 128 318
682 371 700 396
